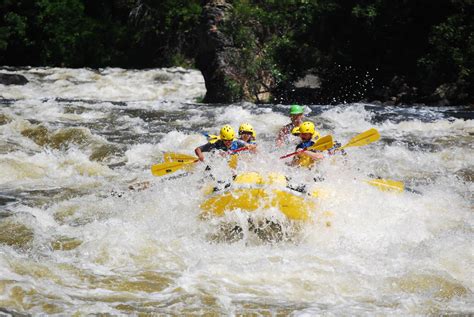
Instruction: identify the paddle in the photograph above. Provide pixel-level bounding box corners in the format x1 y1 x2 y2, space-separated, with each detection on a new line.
366 178 404 193
339 128 380 150
280 135 334 159
151 159 198 177
368 178 421 194
335 129 402 192
156 146 251 176
230 146 254 154
163 152 196 163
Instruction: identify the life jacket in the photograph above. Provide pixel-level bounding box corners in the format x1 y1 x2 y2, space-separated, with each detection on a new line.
295 137 321 167
205 134 220 144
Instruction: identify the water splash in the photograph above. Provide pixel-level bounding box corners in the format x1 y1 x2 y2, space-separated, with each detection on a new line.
0 67 472 315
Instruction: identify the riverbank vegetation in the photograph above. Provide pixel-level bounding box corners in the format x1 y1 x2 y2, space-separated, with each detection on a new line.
1 0 472 105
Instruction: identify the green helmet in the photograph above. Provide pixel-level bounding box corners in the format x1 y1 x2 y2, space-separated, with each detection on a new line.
289 104 304 115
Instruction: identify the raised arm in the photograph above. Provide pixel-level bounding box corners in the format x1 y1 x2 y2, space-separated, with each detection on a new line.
195 146 205 161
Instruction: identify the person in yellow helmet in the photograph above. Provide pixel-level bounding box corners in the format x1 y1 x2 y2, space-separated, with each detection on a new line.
238 123 257 144
292 121 324 166
195 125 248 162
238 123 257 154
276 104 305 146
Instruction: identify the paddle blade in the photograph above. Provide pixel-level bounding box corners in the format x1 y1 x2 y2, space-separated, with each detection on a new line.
308 135 334 151
164 152 196 163
341 128 380 149
366 179 404 192
228 154 238 169
151 160 196 177
279 135 333 159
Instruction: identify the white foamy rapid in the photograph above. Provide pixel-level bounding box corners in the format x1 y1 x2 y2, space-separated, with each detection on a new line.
0 68 472 315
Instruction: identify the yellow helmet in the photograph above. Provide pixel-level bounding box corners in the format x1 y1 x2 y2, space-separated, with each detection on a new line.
298 121 315 135
238 123 256 138
219 124 235 141
291 126 300 135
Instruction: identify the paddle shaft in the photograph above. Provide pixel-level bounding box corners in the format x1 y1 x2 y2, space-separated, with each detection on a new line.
229 146 250 154
280 148 309 159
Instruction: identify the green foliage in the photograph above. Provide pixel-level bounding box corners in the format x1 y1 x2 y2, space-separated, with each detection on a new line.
0 0 472 103
0 0 201 67
36 0 87 65
221 0 321 99
126 0 201 66
219 0 472 102
352 4 378 21
223 76 244 102
418 11 474 88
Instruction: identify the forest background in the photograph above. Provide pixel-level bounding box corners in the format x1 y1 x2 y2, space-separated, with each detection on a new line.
1 0 472 105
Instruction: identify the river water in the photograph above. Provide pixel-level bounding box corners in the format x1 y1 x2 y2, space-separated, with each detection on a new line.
0 67 472 316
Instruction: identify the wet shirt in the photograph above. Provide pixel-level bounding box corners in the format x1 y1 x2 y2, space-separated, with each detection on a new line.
294 139 317 168
277 122 296 142
199 139 247 153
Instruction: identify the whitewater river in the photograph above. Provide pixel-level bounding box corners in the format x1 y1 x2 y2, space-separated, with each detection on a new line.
0 67 472 315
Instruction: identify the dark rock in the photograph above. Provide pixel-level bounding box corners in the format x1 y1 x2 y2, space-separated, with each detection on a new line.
431 98 451 107
427 83 461 106
382 100 396 106
196 0 276 103
196 1 238 103
0 73 28 85
369 75 422 105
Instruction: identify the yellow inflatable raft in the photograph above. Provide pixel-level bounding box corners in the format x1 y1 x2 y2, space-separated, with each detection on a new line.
200 172 318 221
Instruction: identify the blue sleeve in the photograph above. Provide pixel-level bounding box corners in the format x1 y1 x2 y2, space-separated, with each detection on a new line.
296 140 314 150
230 140 247 150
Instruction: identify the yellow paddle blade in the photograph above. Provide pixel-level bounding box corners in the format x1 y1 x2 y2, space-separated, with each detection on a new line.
163 152 196 163
340 128 380 150
366 179 404 193
308 135 334 151
228 154 238 169
151 160 196 177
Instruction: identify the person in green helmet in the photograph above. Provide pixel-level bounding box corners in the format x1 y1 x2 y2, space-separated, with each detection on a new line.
276 104 305 146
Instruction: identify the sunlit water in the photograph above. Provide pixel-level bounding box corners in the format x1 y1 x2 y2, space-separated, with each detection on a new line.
0 67 473 315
